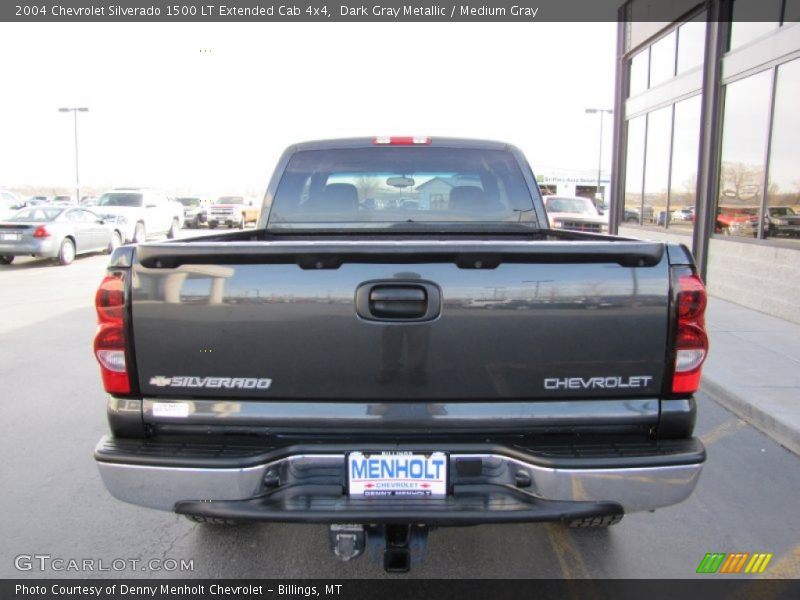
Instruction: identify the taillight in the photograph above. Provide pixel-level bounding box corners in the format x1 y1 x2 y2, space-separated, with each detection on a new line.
95 274 125 323
93 272 130 394
373 136 432 145
671 268 708 394
33 225 51 238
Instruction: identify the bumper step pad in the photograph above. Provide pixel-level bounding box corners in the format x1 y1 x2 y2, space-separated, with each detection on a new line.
175 484 623 525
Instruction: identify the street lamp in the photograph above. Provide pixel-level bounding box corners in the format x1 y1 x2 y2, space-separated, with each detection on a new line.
585 108 613 204
58 107 89 203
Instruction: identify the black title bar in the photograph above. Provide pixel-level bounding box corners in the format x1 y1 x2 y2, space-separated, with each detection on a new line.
3 0 798 22
5 579 800 600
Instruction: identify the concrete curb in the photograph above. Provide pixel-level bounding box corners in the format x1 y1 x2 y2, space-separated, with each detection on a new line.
701 377 800 457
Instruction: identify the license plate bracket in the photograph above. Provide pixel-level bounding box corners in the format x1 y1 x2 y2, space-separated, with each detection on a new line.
347 451 448 498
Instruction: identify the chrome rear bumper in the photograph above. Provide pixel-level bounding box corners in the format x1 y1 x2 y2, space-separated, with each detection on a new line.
95 437 704 520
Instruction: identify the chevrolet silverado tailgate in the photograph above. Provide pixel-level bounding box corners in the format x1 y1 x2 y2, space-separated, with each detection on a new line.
131 239 670 400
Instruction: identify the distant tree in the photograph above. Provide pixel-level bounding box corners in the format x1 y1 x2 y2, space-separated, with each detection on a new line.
355 176 381 202
674 172 698 207
356 175 381 202
683 172 697 196
766 180 779 199
719 162 763 203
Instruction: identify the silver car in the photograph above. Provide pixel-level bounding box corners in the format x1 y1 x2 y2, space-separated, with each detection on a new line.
0 206 122 265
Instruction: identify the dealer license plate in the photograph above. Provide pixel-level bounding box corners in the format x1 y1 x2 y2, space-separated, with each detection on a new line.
0 233 20 241
348 451 448 498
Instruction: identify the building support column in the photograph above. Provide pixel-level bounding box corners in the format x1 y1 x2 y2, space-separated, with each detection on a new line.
693 0 730 280
609 11 630 236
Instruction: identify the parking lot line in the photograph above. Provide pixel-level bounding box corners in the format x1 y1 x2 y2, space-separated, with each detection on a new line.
700 418 748 447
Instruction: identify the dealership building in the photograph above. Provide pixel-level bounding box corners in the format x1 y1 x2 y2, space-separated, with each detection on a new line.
536 169 611 201
609 0 800 323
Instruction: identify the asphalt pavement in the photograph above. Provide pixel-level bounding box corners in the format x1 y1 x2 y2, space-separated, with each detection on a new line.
0 237 798 579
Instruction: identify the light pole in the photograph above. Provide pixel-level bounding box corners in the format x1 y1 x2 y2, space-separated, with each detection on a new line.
58 107 89 203
585 108 613 204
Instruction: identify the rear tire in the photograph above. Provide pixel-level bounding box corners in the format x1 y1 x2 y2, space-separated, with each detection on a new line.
58 238 75 266
107 231 122 254
208 221 218 229
0 255 14 265
566 514 623 529
133 222 146 244
167 218 179 239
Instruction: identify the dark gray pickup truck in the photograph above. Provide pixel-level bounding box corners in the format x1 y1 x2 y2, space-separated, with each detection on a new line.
93 137 708 572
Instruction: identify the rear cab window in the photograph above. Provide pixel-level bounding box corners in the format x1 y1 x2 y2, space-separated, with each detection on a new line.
268 146 537 231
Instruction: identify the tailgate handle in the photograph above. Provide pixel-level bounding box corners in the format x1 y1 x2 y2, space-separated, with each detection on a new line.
369 286 427 318
355 281 441 322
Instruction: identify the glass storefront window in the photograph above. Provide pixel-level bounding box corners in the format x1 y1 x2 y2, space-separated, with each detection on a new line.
764 58 800 244
643 106 673 227
669 95 702 236
677 18 706 74
717 70 773 238
629 49 649 96
729 0 781 49
785 0 800 22
623 116 646 224
649 31 677 87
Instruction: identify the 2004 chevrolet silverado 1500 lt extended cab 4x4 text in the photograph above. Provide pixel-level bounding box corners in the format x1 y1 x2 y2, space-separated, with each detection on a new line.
92 137 708 572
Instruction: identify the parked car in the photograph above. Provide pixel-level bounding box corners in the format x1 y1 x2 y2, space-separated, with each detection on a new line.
94 188 183 243
543 195 607 233
716 205 758 237
764 206 800 238
593 198 610 216
206 195 259 229
50 195 75 206
400 199 420 210
0 205 121 265
623 207 641 223
671 207 695 222
176 197 207 228
93 137 708 573
80 196 98 207
0 189 24 221
623 205 657 225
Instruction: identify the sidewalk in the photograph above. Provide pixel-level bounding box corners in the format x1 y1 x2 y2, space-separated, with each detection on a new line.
701 296 800 455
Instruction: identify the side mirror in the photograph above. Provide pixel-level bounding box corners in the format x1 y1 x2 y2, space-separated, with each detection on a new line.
97 219 106 225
